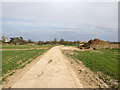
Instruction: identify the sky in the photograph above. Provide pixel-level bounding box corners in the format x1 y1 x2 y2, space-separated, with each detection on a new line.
1 1 118 41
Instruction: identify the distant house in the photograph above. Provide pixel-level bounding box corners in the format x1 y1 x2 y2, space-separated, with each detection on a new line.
80 41 88 44
4 38 9 42
79 43 84 46
28 43 36 45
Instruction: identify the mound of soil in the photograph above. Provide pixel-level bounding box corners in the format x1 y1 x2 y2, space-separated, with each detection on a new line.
79 39 109 49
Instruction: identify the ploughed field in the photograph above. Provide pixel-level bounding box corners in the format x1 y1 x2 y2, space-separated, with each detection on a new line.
1 45 54 82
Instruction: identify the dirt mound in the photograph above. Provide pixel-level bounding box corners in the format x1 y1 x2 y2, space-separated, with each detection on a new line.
84 39 107 46
89 39 106 44
79 39 109 49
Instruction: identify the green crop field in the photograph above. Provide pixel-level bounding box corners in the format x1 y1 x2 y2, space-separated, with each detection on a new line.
64 44 79 47
2 45 53 49
1 45 55 82
72 49 119 80
64 48 119 87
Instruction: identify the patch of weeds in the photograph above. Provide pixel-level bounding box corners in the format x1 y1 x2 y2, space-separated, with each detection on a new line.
111 84 117 88
93 48 97 50
33 57 36 59
70 61 74 64
118 83 120 88
65 53 69 57
106 77 111 81
2 77 6 82
98 75 103 79
19 64 26 69
0 80 2 85
118 79 120 82
75 60 80 64
19 62 22 65
9 86 11 89
85 71 88 74
104 48 109 50
9 71 15 76
78 69 82 74
89 83 92 86
27 60 32 64
48 60 52 63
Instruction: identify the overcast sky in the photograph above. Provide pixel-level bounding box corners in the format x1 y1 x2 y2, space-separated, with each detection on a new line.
1 2 118 41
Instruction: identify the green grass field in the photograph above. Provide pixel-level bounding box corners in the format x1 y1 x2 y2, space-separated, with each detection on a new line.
72 49 119 80
2 49 45 74
2 45 54 81
2 45 53 49
64 44 79 47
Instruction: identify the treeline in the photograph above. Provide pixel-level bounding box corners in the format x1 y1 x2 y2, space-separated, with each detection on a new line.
37 38 81 45
1 36 81 45
110 42 120 44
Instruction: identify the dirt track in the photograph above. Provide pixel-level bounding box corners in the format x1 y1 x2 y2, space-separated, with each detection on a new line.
11 46 83 88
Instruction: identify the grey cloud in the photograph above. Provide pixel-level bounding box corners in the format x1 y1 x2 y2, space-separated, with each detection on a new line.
2 2 118 41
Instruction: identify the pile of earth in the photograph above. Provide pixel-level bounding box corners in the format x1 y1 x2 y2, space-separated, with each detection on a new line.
78 39 109 49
